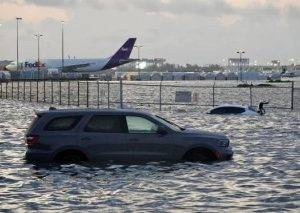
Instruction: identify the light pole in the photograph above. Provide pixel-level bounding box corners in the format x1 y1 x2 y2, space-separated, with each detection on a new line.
134 45 143 80
61 21 65 79
237 50 245 81
16 17 23 73
222 58 226 68
34 34 43 80
288 58 295 72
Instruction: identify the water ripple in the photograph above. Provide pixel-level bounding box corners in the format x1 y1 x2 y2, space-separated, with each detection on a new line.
0 99 299 211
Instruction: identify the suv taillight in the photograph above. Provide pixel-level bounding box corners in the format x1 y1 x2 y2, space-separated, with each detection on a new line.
25 135 39 146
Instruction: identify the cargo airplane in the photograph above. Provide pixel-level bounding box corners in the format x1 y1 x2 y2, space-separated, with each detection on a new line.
5 38 137 73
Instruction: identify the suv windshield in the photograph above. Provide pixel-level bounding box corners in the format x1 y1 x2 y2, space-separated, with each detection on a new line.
154 115 183 132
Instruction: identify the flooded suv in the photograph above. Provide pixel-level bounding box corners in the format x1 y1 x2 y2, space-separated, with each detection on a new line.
25 108 233 163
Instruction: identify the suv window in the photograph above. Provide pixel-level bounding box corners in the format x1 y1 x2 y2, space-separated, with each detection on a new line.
85 115 126 133
27 114 42 132
210 108 224 114
44 116 82 131
211 107 245 114
126 116 158 133
225 107 245 114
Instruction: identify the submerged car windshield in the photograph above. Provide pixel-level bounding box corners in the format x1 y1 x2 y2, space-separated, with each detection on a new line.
248 106 257 112
154 115 183 132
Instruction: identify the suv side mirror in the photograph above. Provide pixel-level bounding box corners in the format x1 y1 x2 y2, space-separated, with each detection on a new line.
157 126 168 136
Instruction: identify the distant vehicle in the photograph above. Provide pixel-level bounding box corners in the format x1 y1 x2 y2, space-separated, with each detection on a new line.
282 69 300 78
25 109 233 164
209 105 259 115
5 38 137 73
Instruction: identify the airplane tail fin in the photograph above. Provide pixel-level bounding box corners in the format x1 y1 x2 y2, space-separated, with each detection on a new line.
113 38 136 60
102 38 137 70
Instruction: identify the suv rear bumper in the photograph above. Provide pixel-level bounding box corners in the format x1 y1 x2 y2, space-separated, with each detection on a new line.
25 149 53 162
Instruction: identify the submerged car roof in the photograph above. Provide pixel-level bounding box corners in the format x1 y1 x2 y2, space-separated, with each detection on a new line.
212 104 248 109
37 108 153 116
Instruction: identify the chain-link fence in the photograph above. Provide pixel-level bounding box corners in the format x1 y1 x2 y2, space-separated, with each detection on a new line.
0 80 297 111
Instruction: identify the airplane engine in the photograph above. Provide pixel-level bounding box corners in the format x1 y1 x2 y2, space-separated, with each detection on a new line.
5 62 22 72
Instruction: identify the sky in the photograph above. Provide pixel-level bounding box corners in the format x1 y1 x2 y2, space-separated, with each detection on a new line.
0 0 299 65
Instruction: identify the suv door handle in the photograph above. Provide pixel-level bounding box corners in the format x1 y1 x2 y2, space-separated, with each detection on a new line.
81 137 91 142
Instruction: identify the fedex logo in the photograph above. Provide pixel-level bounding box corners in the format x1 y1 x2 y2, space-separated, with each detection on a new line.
25 61 46 68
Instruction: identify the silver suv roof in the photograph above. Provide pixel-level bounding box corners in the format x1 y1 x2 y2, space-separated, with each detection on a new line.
37 108 152 116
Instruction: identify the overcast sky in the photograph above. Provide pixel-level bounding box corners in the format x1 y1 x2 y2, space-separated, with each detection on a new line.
0 0 299 65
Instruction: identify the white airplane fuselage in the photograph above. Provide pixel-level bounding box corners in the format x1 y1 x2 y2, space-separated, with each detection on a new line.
4 38 137 73
6 58 110 73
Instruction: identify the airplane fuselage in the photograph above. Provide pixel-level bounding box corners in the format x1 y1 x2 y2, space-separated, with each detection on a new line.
4 38 137 73
6 58 110 73
30 58 108 72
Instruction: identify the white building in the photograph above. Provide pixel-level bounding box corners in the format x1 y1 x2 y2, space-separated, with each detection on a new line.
242 70 268 80
185 72 199 80
162 72 173 81
228 58 250 75
140 72 151 81
204 72 216 80
225 72 238 80
151 72 162 81
173 72 185 80
215 72 226 80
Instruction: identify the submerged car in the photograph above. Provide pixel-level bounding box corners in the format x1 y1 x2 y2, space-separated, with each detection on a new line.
25 108 233 163
209 104 259 115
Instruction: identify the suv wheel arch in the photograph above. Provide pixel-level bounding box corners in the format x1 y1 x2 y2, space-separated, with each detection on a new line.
53 149 88 163
182 147 217 162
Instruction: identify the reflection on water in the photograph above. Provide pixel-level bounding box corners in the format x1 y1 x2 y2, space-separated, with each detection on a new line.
0 99 299 211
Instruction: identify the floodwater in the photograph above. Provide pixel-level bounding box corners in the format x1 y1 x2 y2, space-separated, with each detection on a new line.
0 97 299 211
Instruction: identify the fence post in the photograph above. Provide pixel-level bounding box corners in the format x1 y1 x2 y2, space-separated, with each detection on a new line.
23 81 25 100
5 82 8 99
59 80 62 105
67 81 70 106
86 81 89 108
159 79 163 111
43 80 46 103
119 78 123 109
0 82 2 98
97 81 100 108
11 81 13 99
51 80 54 104
107 80 110 109
36 80 39 102
77 81 80 107
212 82 216 107
249 84 253 107
29 81 32 102
291 81 294 110
17 81 20 100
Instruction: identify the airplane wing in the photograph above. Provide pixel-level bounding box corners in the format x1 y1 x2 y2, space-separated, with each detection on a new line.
62 63 90 73
0 60 13 66
119 58 139 64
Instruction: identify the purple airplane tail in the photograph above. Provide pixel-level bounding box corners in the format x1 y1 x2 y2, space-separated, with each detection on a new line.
102 38 137 70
